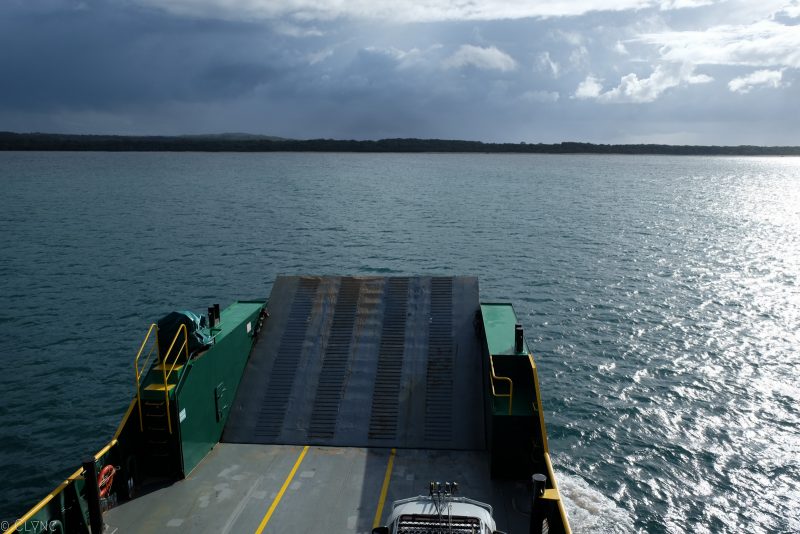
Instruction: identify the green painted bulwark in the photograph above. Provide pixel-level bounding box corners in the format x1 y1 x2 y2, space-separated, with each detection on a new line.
481 303 529 356
479 303 542 478
480 303 536 416
174 301 265 475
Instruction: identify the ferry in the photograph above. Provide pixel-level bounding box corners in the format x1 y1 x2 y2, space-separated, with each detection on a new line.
5 276 571 533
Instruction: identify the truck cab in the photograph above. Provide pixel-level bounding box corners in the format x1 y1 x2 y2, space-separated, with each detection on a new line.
373 482 505 534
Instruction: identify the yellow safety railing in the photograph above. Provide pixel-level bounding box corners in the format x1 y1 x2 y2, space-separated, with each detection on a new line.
529 353 572 532
3 439 120 534
114 399 137 440
133 323 188 434
134 323 160 432
161 324 189 434
488 355 513 415
3 466 84 534
544 452 572 534
93 438 119 461
528 354 549 451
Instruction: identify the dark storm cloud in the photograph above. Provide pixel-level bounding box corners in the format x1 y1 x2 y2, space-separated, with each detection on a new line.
0 2 586 137
0 0 797 143
0 1 296 109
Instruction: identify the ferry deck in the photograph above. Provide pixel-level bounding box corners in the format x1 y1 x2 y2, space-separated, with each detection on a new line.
9 276 569 534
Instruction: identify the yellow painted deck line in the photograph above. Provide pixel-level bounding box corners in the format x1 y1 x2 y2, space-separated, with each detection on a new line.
254 445 309 534
372 448 397 528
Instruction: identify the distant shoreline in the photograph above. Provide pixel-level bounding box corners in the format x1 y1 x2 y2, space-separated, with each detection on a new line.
1 132 799 156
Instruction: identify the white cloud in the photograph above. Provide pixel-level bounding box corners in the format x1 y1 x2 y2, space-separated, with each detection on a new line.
780 2 800 18
658 0 714 9
638 19 800 68
569 46 590 69
363 45 440 70
728 68 786 92
521 90 560 102
133 0 704 23
554 30 586 47
364 46 411 61
443 45 517 71
274 21 324 37
614 40 629 55
574 64 712 102
536 52 560 77
574 76 604 99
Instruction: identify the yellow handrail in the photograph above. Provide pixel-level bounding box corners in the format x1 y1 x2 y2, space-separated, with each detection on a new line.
3 439 120 534
2 466 84 534
161 323 188 434
544 452 572 534
528 354 549 452
134 323 159 431
93 439 119 461
114 399 137 440
489 355 513 415
530 353 571 532
133 323 188 434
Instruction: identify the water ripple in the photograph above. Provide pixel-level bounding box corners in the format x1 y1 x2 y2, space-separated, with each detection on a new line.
1 153 798 532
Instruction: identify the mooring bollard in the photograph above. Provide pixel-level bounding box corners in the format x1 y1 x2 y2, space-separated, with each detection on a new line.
530 473 547 534
82 459 104 534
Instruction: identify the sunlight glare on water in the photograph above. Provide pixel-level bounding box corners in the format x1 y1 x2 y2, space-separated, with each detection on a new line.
0 153 798 532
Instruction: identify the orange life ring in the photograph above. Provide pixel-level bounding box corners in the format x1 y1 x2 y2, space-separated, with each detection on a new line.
97 465 116 498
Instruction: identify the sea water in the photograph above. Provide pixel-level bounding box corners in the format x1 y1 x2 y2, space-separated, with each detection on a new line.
1 152 798 532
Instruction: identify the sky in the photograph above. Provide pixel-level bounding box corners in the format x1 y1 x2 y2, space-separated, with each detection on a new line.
1 0 799 144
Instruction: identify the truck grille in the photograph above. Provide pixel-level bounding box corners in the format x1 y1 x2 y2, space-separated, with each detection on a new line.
396 514 482 534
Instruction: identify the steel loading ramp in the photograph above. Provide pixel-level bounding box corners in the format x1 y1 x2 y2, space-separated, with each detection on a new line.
223 276 485 450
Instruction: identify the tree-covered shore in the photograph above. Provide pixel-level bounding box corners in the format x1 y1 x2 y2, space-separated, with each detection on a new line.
2 132 798 156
